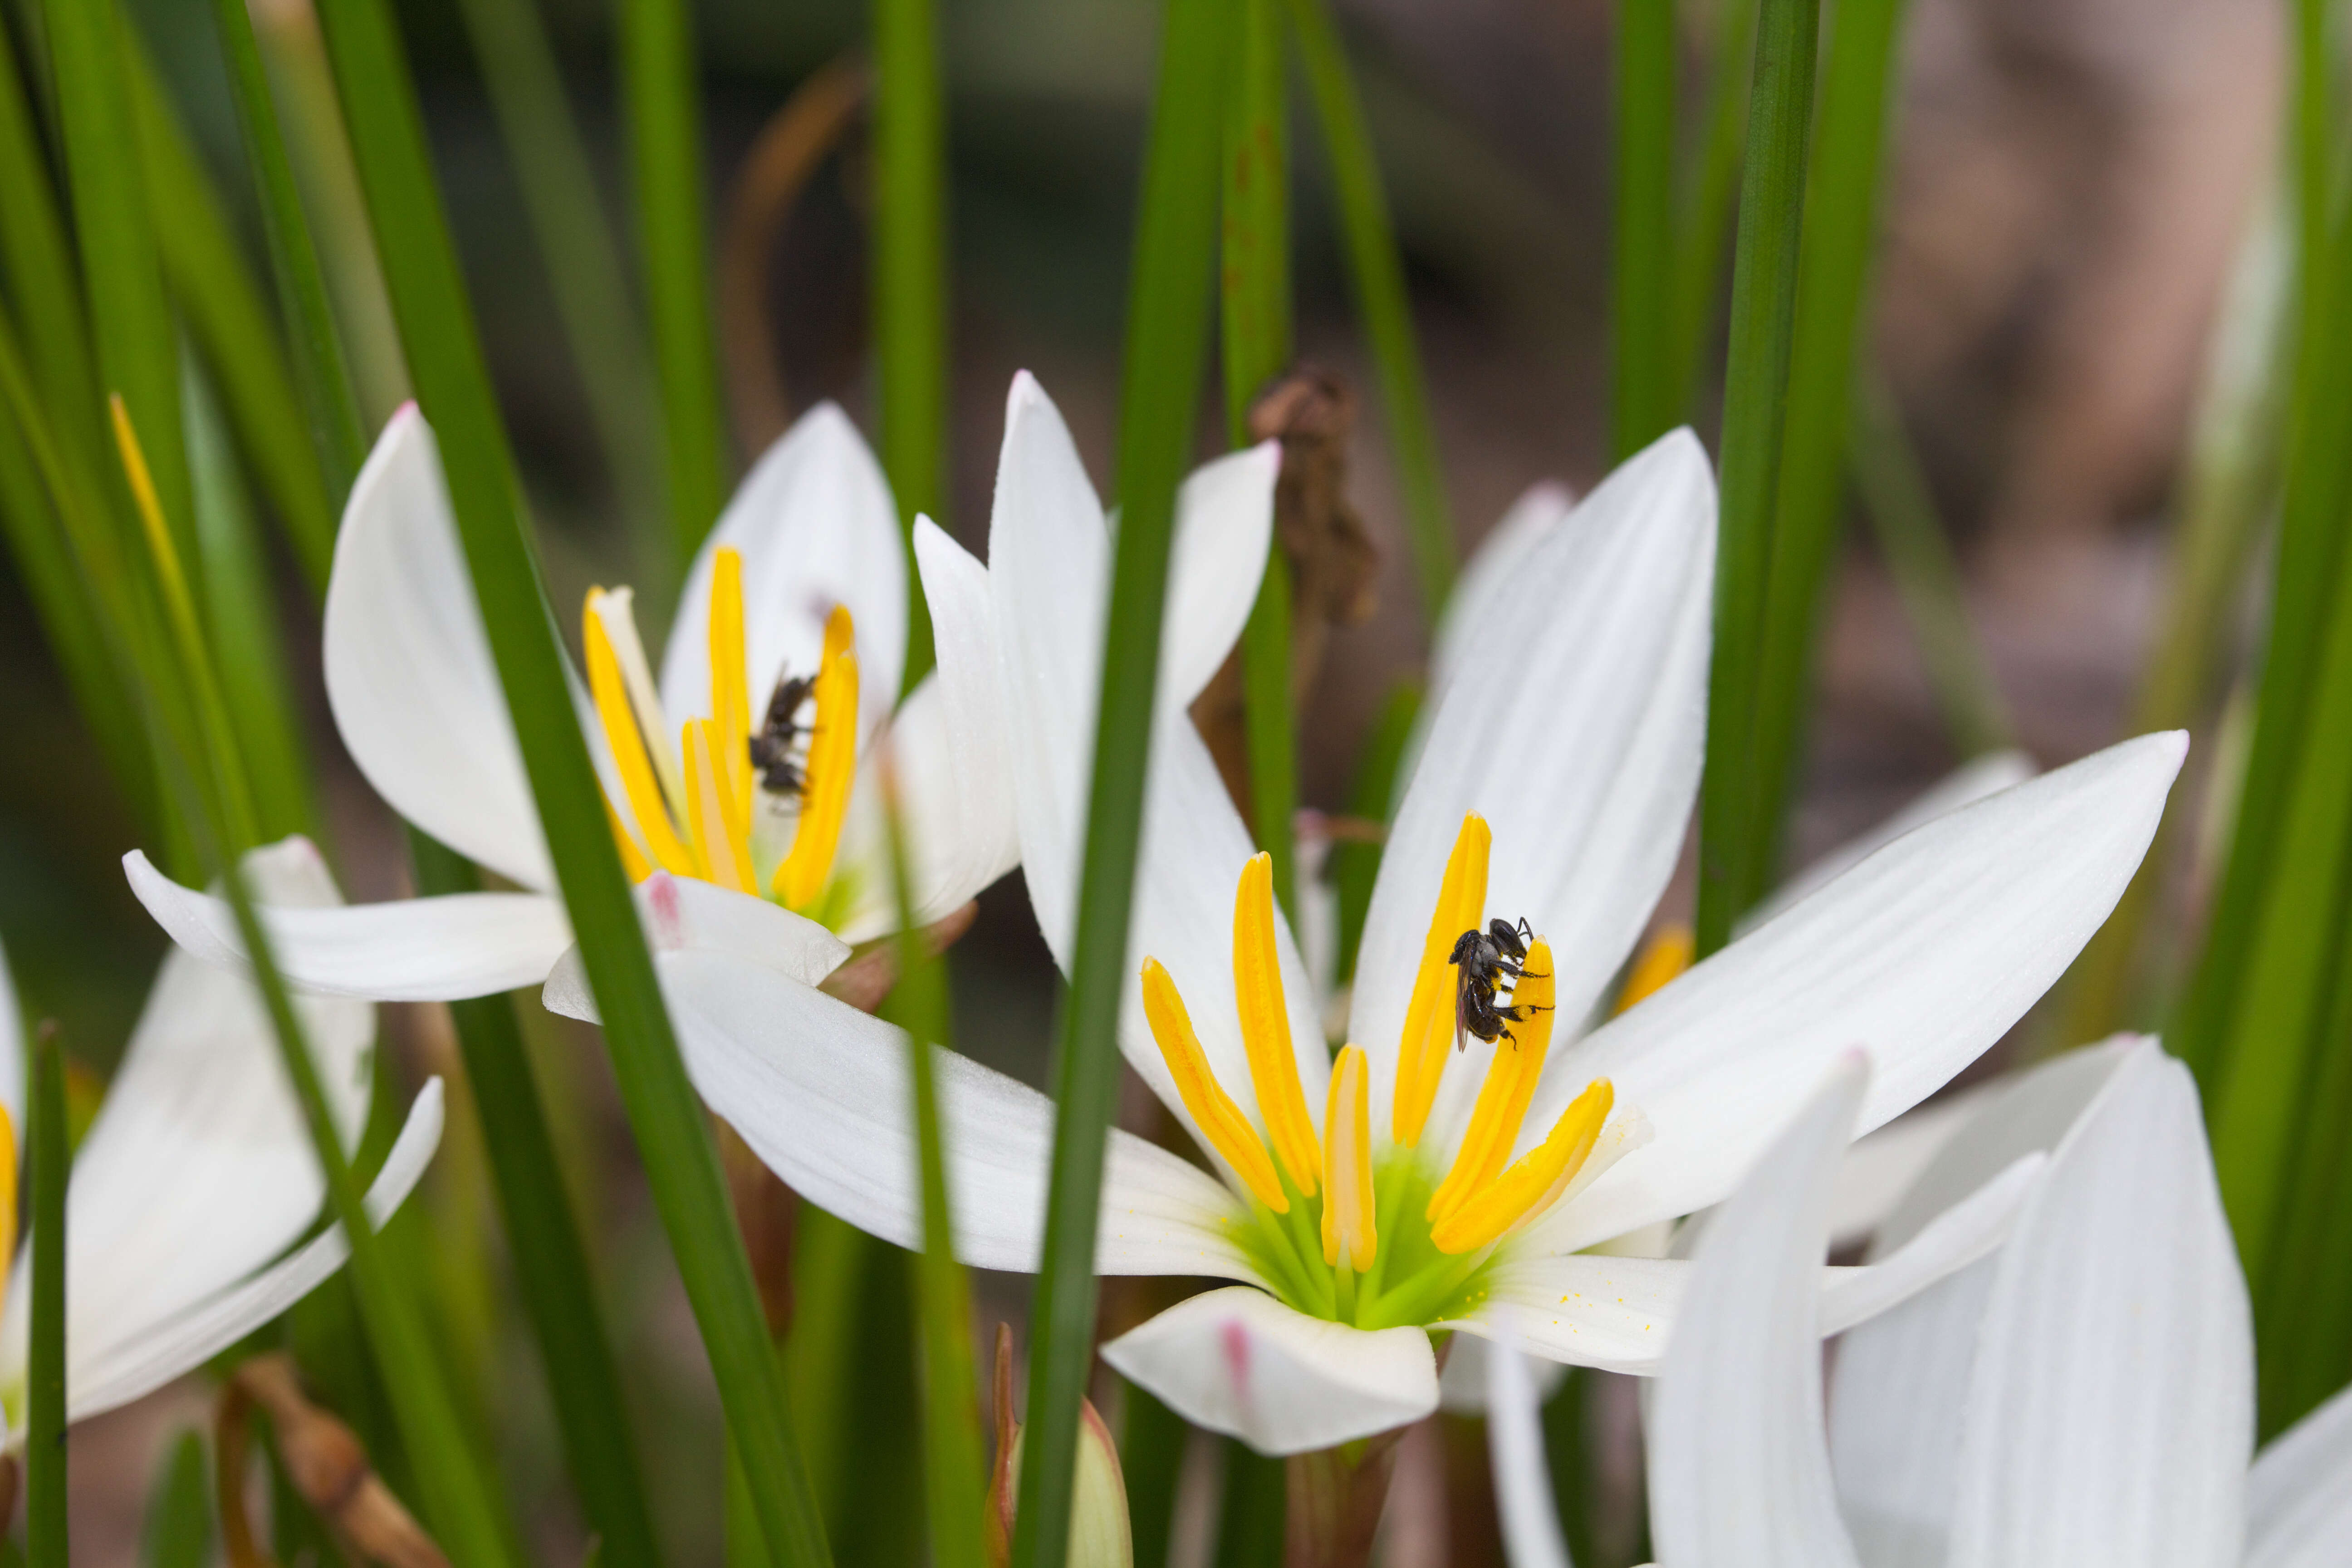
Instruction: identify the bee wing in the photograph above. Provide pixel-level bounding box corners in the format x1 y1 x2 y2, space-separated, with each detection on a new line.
1454 983 1473 1054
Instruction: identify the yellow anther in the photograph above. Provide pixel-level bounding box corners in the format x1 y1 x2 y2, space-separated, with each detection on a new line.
1141 958 1288 1213
603 796 653 882
1320 1045 1377 1269
685 719 759 895
1615 923 1694 1015
708 547 754 810
1391 814 1492 1147
1430 1079 1613 1255
774 605 859 911
1233 853 1320 1196
1427 938 1557 1226
585 597 699 876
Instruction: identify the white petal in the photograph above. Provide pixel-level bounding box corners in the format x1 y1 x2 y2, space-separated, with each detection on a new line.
658 948 1257 1279
323 407 552 891
125 847 573 1002
1433 480 1573 692
1529 731 2185 1253
1826 1085 1989 1251
1645 1058 1865 1568
1485 1331 1574 1568
1814 1154 2042 1334
1099 1286 1439 1456
2247 1380 2352 1568
540 874 853 1024
1745 749 2038 932
1160 441 1278 712
1436 1330 1568 1415
1352 430 1715 1129
1947 1047 2250 1568
666 402 906 749
0 932 20 1132
44 1080 445 1426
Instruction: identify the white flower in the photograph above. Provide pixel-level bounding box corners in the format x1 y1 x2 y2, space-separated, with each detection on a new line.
653 375 2183 1456
0 840 441 1437
122 400 1017 1005
1616 1037 2350 1568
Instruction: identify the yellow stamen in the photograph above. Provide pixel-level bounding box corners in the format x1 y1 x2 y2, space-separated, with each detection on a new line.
1615 923 1694 1014
0 1107 16 1305
1320 1045 1376 1269
1233 853 1320 1195
1391 814 1492 1147
708 547 754 811
684 719 760 894
604 796 653 882
774 606 859 911
1427 938 1557 1225
585 597 700 876
1429 1079 1613 1255
588 586 683 809
1141 958 1288 1213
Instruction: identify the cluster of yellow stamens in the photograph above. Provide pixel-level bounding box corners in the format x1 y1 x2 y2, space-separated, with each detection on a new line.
1139 817 1615 1326
584 547 860 916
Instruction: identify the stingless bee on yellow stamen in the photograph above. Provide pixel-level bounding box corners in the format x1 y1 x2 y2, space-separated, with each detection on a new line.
1137 831 1614 1327
585 549 861 919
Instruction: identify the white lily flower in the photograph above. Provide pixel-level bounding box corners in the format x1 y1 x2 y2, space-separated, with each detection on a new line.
1626 1035 2349 1568
657 375 2183 1456
0 840 442 1438
123 399 1017 1005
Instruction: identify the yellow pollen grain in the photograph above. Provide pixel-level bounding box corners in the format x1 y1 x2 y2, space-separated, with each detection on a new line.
1427 937 1557 1226
585 598 700 877
685 719 759 894
1233 853 1320 1196
775 606 858 911
1320 1044 1376 1269
1429 1078 1613 1255
1615 923 1693 1015
1141 958 1288 1213
1392 813 1491 1147
708 548 754 811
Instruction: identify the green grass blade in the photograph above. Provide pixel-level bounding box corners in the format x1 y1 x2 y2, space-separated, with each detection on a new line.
1610 0 1676 461
1692 0 1820 956
1745 0 1912 885
1671 0 1759 414
621 0 727 562
1330 678 1419 985
452 0 657 543
42 0 195 567
1847 372 2014 757
874 0 947 686
1214 1446 1285 1568
1119 1387 1188 1568
0 19 101 461
1224 0 1298 913
408 828 668 1568
1010 0 1230 1562
139 1430 212 1568
303 1 831 1558
1285 0 1455 622
882 804 986 1568
26 1025 65 1568
204 0 370 504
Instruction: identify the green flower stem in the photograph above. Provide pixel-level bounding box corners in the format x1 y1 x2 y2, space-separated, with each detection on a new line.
874 0 947 685
1693 0 1821 956
140 1430 210 1568
1610 0 1676 461
1671 0 1758 414
1285 0 1457 622
1010 0 1230 1561
303 0 830 1558
26 1026 66 1568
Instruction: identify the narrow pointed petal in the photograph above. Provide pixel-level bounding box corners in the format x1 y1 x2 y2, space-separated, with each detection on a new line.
1432 481 1574 691
1646 1058 1866 1568
0 933 20 1131
1827 1087 1989 1251
1530 732 2185 1254
1486 1332 1574 1568
1100 1286 1440 1456
126 846 573 1002
33 1080 445 1425
1160 441 1278 711
1353 431 1715 1122
2247 1381 2352 1568
1946 1048 2250 1568
541 873 853 1023
662 402 906 746
323 407 553 890
658 948 1258 1279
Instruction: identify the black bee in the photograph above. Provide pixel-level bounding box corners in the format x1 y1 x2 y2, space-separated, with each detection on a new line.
747 672 817 795
1451 916 1549 1050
